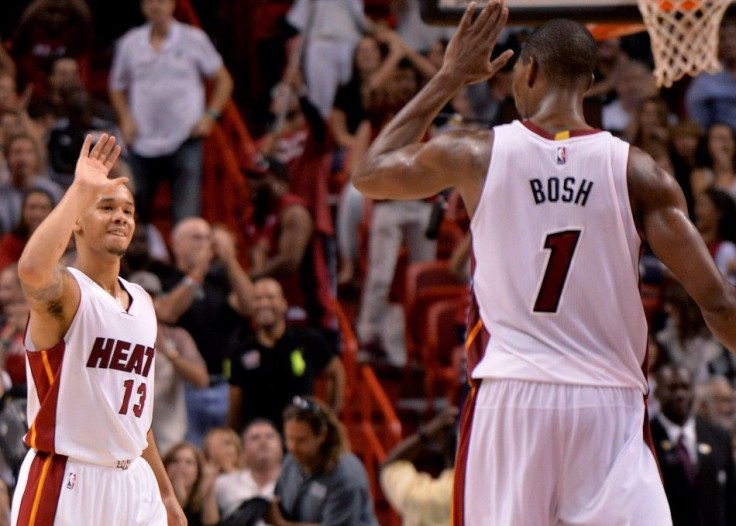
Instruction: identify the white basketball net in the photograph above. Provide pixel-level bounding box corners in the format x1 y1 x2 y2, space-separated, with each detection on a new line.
638 0 732 87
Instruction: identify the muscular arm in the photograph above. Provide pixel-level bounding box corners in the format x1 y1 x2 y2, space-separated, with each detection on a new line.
629 147 736 351
351 1 512 214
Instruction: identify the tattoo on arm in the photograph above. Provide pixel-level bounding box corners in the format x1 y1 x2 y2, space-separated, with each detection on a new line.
23 267 69 321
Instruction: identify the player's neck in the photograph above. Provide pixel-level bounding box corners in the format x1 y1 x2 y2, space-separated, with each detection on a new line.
527 94 591 134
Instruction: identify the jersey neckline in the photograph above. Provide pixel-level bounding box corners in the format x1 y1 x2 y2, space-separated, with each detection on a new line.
521 120 601 140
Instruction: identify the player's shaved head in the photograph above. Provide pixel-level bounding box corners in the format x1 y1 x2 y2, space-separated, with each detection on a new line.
520 19 597 87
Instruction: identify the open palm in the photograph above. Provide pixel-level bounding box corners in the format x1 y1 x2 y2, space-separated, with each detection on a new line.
74 134 124 191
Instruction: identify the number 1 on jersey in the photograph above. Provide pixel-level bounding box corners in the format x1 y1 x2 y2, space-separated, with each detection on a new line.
533 230 581 313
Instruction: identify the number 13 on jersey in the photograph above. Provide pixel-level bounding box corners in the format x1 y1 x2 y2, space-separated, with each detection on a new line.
533 229 582 313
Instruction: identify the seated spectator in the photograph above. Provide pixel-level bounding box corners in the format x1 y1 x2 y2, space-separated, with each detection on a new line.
651 364 736 526
214 419 282 525
267 396 378 526
127 270 209 456
154 217 254 446
0 264 27 394
630 95 672 167
228 278 345 432
0 187 55 271
163 442 218 526
0 133 63 236
668 120 704 219
656 282 724 385
120 215 171 277
380 406 457 526
694 187 736 284
600 59 658 140
690 123 736 200
696 375 736 430
202 427 242 476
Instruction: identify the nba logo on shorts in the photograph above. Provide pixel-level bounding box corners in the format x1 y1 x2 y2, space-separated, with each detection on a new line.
66 472 77 490
556 147 567 165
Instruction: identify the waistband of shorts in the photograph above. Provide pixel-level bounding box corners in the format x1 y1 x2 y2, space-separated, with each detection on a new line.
67 456 136 470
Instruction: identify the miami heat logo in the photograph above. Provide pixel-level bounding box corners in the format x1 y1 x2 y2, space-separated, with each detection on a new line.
66 472 77 490
556 147 567 165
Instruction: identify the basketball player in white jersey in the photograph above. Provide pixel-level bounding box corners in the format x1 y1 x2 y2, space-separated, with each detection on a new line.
11 134 187 525
353 2 736 524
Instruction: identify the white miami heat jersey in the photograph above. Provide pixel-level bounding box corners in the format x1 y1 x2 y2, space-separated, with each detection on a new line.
24 267 157 464
471 120 648 392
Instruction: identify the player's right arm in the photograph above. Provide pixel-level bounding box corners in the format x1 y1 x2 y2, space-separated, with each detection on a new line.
18 135 122 349
629 146 736 352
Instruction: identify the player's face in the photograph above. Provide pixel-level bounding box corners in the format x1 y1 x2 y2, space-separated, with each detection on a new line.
243 423 282 468
77 185 135 257
284 419 326 470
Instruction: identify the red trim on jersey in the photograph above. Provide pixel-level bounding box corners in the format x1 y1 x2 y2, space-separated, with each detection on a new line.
451 384 479 526
25 342 65 452
521 120 602 140
16 451 67 526
464 285 491 380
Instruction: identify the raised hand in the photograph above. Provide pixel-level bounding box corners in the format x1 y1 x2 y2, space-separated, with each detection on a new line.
441 0 514 86
73 134 124 191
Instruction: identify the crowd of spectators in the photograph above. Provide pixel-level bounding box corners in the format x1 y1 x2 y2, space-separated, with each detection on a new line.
2 0 736 524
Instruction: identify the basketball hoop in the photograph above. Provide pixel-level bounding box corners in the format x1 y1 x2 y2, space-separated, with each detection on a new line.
638 0 732 88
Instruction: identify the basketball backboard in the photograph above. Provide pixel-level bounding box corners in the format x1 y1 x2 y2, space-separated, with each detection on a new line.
421 0 644 26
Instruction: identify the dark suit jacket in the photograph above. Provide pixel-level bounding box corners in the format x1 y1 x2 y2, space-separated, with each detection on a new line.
651 415 736 526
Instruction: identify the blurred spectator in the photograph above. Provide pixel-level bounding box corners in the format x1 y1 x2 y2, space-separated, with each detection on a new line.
694 187 736 284
391 0 453 54
0 264 26 394
128 270 209 456
601 59 658 140
656 282 723 385
246 163 337 344
0 187 54 271
10 0 94 94
587 37 630 102
685 17 736 133
228 278 345 432
214 419 282 525
696 375 736 430
651 364 736 526
267 396 378 526
202 427 242 476
154 217 254 446
0 133 62 236
690 123 736 200
47 84 118 188
120 216 171 277
108 0 234 224
630 95 672 166
668 120 704 219
163 441 218 526
285 0 367 119
356 62 438 366
380 406 457 526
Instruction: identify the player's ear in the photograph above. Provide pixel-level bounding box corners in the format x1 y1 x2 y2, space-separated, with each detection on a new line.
525 57 538 88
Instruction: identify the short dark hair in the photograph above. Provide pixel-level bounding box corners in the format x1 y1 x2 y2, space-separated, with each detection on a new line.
520 19 597 87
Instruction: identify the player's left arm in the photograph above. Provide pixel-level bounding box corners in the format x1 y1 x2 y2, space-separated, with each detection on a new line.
142 429 188 526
